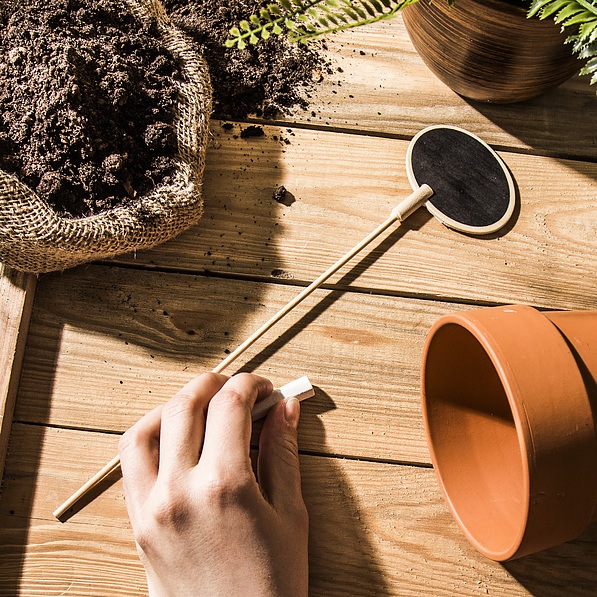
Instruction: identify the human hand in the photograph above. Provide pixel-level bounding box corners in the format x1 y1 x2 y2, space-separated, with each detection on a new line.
119 372 309 597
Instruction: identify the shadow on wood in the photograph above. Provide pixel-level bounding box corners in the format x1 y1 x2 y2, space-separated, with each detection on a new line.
302 387 393 596
465 94 597 177
0 305 62 595
502 523 597 597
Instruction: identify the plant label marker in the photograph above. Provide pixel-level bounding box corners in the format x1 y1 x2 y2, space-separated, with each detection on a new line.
406 125 516 235
52 185 433 520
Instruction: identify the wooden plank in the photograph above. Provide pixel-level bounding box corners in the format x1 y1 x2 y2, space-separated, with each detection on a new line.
281 18 597 160
0 265 36 487
0 521 145 597
15 265 461 465
112 122 597 311
4 424 597 596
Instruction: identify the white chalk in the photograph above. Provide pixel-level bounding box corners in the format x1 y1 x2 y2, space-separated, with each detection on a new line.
251 376 314 421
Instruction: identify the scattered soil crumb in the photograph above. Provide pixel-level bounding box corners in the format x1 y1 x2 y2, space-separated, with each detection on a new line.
272 185 295 207
271 268 294 279
240 125 265 139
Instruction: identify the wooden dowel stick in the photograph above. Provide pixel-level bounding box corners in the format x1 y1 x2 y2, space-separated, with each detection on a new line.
52 185 432 520
53 454 122 520
212 184 432 374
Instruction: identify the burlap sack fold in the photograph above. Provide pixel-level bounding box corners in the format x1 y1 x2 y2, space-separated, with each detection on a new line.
0 0 212 274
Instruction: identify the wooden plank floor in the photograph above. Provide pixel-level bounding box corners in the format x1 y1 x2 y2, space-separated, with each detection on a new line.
2 16 597 596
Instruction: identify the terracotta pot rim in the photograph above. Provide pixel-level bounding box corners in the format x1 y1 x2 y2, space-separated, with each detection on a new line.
422 305 597 560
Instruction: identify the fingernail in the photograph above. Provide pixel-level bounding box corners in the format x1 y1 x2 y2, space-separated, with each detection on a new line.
284 397 300 429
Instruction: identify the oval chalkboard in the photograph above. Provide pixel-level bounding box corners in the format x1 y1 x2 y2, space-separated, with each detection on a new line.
406 126 515 235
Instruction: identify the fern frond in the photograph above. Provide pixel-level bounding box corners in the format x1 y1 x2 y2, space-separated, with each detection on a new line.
529 0 597 89
225 0 419 48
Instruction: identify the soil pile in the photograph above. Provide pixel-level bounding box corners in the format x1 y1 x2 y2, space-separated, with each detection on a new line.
0 0 183 217
163 0 329 119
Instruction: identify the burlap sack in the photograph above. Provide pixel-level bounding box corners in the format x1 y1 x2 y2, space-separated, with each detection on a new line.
0 0 212 274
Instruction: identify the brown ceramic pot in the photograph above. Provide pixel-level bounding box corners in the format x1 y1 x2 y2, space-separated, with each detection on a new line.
402 0 580 102
421 305 597 560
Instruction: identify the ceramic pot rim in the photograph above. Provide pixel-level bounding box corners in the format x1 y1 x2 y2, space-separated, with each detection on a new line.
422 305 597 560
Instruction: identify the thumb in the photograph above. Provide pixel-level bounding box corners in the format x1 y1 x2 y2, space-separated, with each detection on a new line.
257 397 304 513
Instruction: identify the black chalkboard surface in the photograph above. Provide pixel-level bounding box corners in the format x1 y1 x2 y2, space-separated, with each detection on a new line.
406 126 515 235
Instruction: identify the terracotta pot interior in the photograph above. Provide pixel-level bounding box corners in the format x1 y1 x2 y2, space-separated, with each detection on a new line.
424 323 527 557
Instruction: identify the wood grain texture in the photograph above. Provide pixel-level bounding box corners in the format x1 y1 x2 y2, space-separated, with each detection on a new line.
281 17 597 160
112 122 597 311
2 12 597 596
15 265 466 464
0 265 36 486
3 424 596 596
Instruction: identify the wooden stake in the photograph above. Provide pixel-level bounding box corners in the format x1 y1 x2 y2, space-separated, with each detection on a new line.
52 454 122 520
212 185 433 375
52 185 433 520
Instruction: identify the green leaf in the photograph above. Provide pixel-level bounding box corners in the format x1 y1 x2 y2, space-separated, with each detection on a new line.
342 7 360 20
561 9 595 24
369 0 384 11
555 4 584 23
529 0 568 19
239 20 251 31
525 0 597 91
580 55 597 74
347 1 368 18
581 18 597 35
575 0 597 16
321 12 341 24
577 41 597 57
360 0 377 17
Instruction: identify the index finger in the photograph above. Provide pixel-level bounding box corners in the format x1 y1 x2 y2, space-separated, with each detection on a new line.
199 373 273 476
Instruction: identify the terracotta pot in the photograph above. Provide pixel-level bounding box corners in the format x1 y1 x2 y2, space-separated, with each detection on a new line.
402 0 580 103
421 305 597 560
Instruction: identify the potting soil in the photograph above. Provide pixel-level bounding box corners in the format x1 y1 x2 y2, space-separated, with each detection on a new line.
162 0 329 119
0 0 183 218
